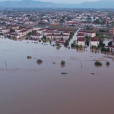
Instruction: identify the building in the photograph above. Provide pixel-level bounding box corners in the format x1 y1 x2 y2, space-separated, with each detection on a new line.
37 29 46 34
25 21 34 25
79 31 96 37
7 25 19 29
46 34 69 40
77 37 85 46
1 28 10 33
30 33 42 39
90 37 99 47
105 45 114 52
77 33 85 38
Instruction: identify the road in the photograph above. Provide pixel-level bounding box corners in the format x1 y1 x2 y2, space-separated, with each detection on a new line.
69 28 81 46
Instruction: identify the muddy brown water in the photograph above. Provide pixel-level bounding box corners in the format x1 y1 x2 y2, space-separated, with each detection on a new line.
0 38 114 114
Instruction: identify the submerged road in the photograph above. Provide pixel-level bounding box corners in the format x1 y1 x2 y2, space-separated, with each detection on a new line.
69 28 81 46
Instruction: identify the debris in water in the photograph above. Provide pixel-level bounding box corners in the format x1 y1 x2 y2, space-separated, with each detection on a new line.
91 73 94 75
61 72 68 74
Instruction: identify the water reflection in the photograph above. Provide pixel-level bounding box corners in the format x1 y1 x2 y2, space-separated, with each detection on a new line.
76 48 85 52
61 64 65 68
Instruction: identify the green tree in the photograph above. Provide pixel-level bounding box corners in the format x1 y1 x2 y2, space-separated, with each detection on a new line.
108 41 112 46
86 40 89 46
64 40 69 46
12 36 16 40
10 29 15 32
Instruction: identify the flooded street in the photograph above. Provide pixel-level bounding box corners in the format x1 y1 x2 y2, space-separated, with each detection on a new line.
0 38 114 114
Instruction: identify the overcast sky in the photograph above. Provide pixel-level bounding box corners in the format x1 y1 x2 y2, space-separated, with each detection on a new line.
34 0 100 4
0 0 108 4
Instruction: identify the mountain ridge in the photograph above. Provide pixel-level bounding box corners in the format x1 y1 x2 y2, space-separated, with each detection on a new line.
0 0 114 8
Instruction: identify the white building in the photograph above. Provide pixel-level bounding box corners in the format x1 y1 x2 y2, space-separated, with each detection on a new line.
77 33 85 38
77 37 85 46
37 29 46 34
46 34 69 40
25 21 34 25
31 34 42 39
90 37 99 47
2 29 10 33
79 31 96 37
105 46 114 52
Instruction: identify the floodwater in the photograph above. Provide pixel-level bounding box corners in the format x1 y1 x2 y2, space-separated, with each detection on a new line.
0 37 114 114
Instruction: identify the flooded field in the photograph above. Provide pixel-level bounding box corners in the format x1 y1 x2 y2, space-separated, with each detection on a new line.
0 38 114 114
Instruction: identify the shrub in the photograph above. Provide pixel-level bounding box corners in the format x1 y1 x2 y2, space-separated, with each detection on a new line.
101 47 110 52
101 47 106 51
37 59 43 64
71 43 75 47
106 61 110 66
12 36 16 40
61 60 65 65
27 56 32 59
75 44 79 48
108 41 112 46
86 40 89 46
99 29 105 32
79 45 83 48
102 43 105 47
50 40 51 44
64 40 69 46
95 61 102 66
56 43 60 47
10 29 15 32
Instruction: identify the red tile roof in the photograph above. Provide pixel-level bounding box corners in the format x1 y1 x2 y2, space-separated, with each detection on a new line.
106 45 114 48
77 33 84 36
91 37 99 41
77 37 85 41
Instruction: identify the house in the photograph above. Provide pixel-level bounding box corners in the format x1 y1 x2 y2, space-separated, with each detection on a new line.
81 22 93 27
15 28 23 33
50 21 59 26
105 45 114 52
63 31 70 36
43 30 61 36
46 34 53 40
77 37 85 46
30 33 42 39
90 37 99 47
2 28 10 33
65 21 78 26
46 34 69 40
77 33 85 38
79 31 96 37
25 21 34 25
85 31 96 37
109 28 114 34
5 32 20 39
62 35 69 40
93 24 102 28
37 28 46 34
10 33 20 39
7 25 19 29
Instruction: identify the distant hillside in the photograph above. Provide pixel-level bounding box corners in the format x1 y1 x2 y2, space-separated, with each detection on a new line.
0 0 114 8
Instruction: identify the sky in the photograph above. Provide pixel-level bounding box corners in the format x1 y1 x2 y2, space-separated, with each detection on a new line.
35 0 100 4
0 0 107 4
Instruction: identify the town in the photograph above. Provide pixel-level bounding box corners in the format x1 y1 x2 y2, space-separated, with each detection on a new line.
0 9 114 53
